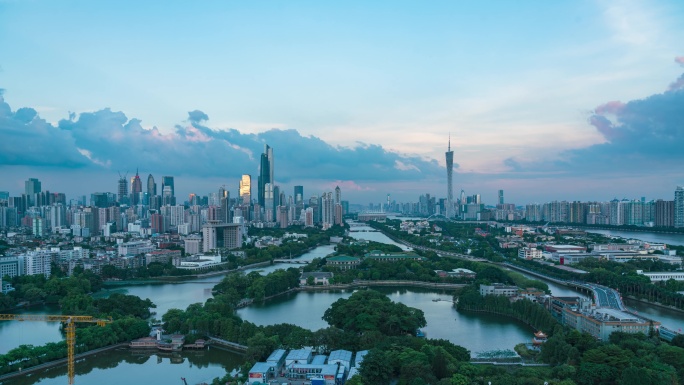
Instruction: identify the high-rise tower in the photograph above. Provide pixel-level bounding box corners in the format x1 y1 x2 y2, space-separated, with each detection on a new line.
675 186 684 228
117 173 128 204
147 174 156 196
239 174 251 205
130 169 142 205
258 144 274 207
445 135 454 218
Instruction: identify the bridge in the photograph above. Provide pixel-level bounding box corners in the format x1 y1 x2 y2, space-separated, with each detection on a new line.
273 259 312 264
207 336 247 351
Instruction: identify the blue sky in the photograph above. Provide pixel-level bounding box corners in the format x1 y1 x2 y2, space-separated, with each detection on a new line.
1 0 684 204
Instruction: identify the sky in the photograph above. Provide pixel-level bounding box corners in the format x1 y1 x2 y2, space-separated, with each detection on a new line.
1 0 684 205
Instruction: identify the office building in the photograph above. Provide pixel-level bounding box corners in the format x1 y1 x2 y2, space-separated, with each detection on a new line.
25 178 41 205
258 144 274 207
130 170 142 205
117 175 128 204
161 176 175 198
239 175 251 205
498 189 504 205
147 174 156 196
294 186 304 205
202 221 242 252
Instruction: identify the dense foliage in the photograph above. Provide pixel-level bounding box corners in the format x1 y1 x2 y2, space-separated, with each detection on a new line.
457 285 559 334
1 268 103 311
212 268 301 302
323 289 426 336
537 329 684 385
0 292 152 376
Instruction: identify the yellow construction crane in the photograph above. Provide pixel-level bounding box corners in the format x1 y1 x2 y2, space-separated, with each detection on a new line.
0 314 112 385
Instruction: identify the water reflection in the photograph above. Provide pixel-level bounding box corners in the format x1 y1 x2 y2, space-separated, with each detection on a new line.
2 347 244 385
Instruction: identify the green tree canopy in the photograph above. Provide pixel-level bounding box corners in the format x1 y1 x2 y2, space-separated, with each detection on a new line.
322 289 426 336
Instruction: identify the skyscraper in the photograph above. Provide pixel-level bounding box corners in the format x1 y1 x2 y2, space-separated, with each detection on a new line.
258 144 274 207
498 190 504 205
25 178 41 206
675 186 684 228
239 175 251 205
294 186 304 205
147 174 156 196
117 175 128 204
25 178 41 196
445 135 454 218
130 169 142 205
335 186 341 205
161 176 175 198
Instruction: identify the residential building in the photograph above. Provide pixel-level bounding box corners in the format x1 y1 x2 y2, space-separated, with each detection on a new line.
676 186 684 228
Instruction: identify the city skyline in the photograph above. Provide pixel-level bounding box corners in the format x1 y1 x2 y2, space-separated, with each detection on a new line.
2 1 684 203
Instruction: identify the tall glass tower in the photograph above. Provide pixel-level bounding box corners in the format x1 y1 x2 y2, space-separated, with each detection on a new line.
445 135 454 218
258 144 274 207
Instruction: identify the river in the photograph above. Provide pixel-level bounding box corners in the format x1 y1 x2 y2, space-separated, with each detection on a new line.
347 221 412 251
586 229 684 246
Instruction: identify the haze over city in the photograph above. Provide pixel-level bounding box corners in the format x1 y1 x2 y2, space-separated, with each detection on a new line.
1 1 684 204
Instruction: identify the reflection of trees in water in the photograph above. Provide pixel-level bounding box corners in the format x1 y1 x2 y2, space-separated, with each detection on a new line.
3 348 244 385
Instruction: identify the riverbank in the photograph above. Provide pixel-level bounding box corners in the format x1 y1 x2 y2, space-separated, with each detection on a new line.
101 245 328 287
0 343 129 382
624 295 684 315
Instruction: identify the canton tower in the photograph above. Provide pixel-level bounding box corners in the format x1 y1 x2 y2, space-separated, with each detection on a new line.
446 135 454 218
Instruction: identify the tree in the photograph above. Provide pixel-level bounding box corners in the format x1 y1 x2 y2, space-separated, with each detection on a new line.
322 289 426 336
359 349 393 385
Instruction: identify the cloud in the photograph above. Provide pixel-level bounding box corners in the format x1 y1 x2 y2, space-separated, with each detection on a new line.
503 158 522 172
561 58 684 174
0 93 444 184
0 92 89 168
187 110 209 123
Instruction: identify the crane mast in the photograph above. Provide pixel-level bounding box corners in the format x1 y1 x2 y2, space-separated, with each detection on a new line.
0 314 112 385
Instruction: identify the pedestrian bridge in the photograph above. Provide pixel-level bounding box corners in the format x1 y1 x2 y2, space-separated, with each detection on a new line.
273 259 311 264
207 336 247 351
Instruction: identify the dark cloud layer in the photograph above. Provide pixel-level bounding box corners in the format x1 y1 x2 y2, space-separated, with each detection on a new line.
0 95 444 182
543 59 684 176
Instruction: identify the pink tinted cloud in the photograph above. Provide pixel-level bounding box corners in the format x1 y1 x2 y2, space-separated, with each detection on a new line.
324 180 374 192
594 100 625 115
675 56 684 66
589 115 621 141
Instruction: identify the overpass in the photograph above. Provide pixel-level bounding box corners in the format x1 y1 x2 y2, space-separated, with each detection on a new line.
501 263 627 311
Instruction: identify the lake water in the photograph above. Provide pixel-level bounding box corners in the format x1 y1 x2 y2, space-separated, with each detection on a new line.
1 346 243 385
4 229 684 384
586 229 684 246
